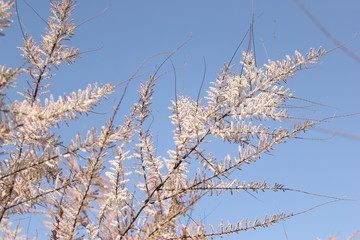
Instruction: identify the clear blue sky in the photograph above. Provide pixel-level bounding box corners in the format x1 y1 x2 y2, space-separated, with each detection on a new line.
1 1 359 239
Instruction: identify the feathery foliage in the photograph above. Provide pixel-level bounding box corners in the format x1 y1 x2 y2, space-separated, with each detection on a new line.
1 1 354 239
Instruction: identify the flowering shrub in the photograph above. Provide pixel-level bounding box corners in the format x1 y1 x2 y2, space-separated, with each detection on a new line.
0 1 341 239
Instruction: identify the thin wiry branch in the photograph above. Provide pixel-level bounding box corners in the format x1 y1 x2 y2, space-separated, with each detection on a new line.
0 1 351 239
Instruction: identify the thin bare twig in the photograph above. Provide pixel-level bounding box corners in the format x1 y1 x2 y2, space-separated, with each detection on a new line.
293 0 360 63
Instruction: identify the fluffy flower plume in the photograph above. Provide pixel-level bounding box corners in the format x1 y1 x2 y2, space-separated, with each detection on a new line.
1 1 346 240
0 0 14 37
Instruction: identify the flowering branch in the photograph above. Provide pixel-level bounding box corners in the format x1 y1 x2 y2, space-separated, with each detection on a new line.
0 1 345 240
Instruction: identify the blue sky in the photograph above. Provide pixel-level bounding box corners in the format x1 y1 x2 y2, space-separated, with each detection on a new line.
1 0 360 239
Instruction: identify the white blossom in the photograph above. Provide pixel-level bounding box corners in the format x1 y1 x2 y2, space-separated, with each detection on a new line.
0 1 334 239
